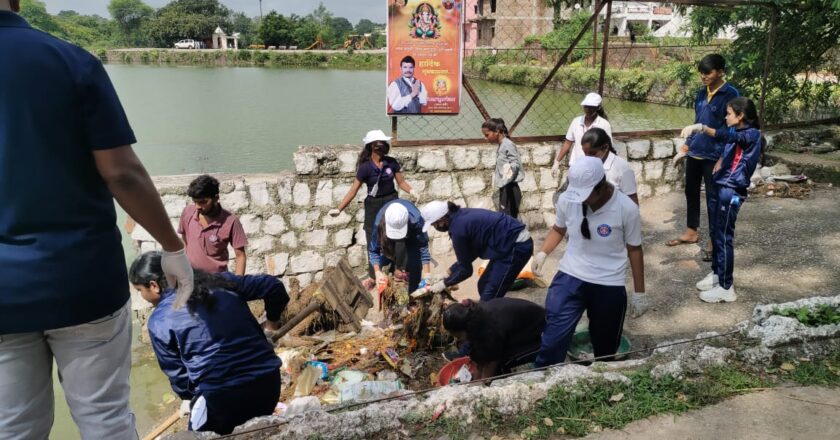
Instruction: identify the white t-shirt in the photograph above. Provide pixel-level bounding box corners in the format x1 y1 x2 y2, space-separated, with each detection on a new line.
603 152 638 196
565 115 613 166
555 189 642 286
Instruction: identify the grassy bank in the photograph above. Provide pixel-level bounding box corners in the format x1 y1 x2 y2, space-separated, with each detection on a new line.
104 49 386 70
406 351 840 439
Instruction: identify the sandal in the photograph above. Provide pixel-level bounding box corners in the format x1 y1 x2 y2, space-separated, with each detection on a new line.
666 237 699 247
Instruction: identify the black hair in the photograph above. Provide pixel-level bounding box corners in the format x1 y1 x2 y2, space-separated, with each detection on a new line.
377 217 397 262
727 96 761 129
481 118 509 137
129 251 237 315
447 201 461 215
400 55 416 67
356 140 391 169
579 177 609 240
698 54 726 74
187 174 220 199
580 127 616 155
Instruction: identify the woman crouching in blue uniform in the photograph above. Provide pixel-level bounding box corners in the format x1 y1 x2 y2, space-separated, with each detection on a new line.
532 157 646 366
130 251 289 435
681 96 764 303
369 198 432 295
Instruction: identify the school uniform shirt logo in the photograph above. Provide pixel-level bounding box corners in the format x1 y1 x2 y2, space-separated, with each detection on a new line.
209 234 219 243
597 224 612 237
385 168 393 175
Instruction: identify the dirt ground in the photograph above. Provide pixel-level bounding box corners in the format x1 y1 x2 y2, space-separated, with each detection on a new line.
432 185 840 353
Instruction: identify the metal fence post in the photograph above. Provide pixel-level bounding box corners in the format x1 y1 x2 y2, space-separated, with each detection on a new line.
598 1 613 95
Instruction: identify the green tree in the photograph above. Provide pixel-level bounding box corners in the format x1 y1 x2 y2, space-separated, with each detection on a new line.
108 0 153 45
355 18 376 34
257 11 293 47
142 0 233 47
331 17 353 40
231 12 255 46
686 1 840 122
19 0 66 37
536 10 594 62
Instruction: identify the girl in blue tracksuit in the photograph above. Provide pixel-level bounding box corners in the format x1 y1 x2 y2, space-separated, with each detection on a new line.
681 97 764 303
130 252 289 435
369 198 432 294
419 201 534 302
670 54 739 260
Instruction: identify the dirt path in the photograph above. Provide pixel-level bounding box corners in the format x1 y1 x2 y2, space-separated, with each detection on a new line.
581 386 840 440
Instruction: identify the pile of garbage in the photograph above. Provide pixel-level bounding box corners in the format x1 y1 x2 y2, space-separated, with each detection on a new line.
749 163 812 199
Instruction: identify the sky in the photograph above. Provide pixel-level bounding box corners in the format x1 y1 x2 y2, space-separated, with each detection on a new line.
43 0 386 25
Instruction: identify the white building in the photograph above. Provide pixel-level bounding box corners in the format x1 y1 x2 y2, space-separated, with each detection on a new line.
598 2 735 40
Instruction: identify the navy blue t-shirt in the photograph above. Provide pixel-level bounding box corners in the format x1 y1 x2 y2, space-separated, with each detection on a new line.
0 12 136 333
355 156 401 198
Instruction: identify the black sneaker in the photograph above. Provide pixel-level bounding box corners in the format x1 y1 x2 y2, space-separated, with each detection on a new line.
442 351 462 362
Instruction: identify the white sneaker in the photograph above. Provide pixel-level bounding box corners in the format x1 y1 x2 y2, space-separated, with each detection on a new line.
699 285 737 303
695 272 719 291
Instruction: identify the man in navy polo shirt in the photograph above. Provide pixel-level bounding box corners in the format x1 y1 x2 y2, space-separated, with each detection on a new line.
0 2 194 439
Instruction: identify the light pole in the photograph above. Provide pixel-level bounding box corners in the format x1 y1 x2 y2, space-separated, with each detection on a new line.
259 0 263 20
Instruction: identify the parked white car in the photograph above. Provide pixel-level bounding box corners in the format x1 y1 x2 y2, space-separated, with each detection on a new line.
174 39 197 49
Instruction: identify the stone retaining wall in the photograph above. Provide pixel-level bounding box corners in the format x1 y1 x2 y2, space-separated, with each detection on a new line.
128 138 683 290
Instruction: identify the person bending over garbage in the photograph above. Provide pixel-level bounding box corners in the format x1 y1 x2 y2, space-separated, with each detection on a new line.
443 298 545 380
369 198 432 295
130 251 289 435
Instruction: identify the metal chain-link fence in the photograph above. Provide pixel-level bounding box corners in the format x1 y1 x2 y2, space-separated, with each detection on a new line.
394 0 840 145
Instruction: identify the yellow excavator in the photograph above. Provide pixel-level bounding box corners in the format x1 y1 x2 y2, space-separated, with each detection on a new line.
342 34 373 50
305 35 327 50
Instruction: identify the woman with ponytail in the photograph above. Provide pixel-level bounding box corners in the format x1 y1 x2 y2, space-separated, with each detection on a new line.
443 298 545 379
531 157 646 367
581 127 639 205
130 251 289 435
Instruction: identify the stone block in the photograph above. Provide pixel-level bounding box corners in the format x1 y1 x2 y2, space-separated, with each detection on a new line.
637 183 652 198
518 171 538 192
276 176 294 205
657 184 673 195
417 150 448 171
466 195 494 210
161 195 187 218
263 215 288 236
629 161 644 181
613 139 628 159
391 150 417 172
428 174 456 198
531 145 554 166
296 273 313 288
338 150 358 174
249 236 275 255
543 212 557 229
293 151 318 175
517 145 531 165
450 148 480 170
325 250 347 267
233 179 247 191
303 229 328 247
542 191 556 210
292 182 311 207
220 191 249 212
479 148 497 169
520 193 542 211
521 211 546 229
539 168 557 190
332 182 351 204
244 256 265 275
249 182 273 207
290 211 320 230
239 214 263 235
290 251 325 274
280 231 298 248
652 139 675 159
334 228 354 247
459 175 486 196
265 253 289 276
644 160 665 180
130 224 154 242
664 161 682 183
432 236 451 255
355 209 365 223
314 180 334 207
355 227 367 247
322 211 352 227
626 139 651 160
348 245 366 268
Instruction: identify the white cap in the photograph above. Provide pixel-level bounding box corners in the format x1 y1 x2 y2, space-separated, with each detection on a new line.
420 200 448 233
560 156 605 203
580 92 602 107
362 129 391 145
384 203 409 239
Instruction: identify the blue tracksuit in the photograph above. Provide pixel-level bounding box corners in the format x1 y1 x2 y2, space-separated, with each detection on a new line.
707 125 763 289
444 208 534 301
368 199 431 292
686 83 740 161
148 273 287 401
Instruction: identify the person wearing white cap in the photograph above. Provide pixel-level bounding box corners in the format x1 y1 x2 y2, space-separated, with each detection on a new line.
419 201 534 303
368 199 432 295
531 156 646 366
581 127 639 205
331 130 415 288
552 92 613 178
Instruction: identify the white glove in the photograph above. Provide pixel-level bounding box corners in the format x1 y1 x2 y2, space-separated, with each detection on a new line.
680 123 704 139
501 163 513 180
179 400 191 418
532 251 547 277
328 208 341 217
629 292 649 318
672 145 688 165
429 280 447 294
551 160 560 178
161 247 194 310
